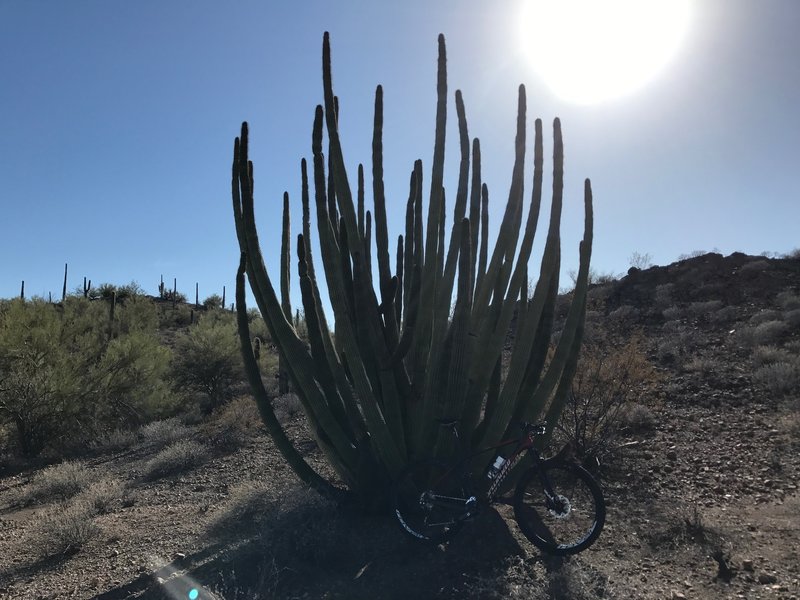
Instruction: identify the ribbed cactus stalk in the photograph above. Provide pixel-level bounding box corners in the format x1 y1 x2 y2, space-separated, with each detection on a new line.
278 192 292 394
232 33 593 509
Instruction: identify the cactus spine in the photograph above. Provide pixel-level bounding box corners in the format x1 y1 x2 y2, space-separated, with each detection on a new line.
232 33 593 507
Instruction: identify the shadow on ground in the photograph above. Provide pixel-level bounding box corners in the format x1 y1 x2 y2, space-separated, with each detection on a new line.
94 505 532 600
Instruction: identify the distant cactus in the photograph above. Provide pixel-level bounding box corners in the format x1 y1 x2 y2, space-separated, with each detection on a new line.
231 33 593 507
62 263 68 302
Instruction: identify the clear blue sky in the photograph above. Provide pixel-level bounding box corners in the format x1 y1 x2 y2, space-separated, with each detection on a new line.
1 0 798 302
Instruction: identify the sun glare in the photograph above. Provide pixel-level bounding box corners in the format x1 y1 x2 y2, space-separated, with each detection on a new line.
519 0 691 105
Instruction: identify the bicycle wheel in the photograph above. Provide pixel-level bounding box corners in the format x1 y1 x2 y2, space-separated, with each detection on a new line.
513 460 605 556
392 459 469 543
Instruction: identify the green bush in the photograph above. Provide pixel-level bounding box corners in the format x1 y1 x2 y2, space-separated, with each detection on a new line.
171 316 244 413
0 298 177 456
203 294 224 310
96 331 177 425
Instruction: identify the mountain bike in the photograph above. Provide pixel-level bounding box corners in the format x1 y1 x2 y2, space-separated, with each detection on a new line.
392 420 605 556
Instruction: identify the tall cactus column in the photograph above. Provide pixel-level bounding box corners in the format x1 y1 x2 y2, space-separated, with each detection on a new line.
231 32 593 509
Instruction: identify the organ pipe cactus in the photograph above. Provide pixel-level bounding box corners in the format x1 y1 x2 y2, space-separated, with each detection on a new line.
231 33 594 508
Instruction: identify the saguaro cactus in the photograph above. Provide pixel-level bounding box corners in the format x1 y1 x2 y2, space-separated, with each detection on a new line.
232 33 593 508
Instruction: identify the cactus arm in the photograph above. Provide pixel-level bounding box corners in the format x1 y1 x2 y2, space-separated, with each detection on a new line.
278 192 293 394
527 178 593 427
310 108 406 475
476 183 489 292
301 157 367 439
468 138 482 295
357 163 365 241
235 253 342 495
439 218 474 421
233 125 360 474
436 90 471 317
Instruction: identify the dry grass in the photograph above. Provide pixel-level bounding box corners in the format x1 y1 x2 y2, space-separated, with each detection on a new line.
684 356 721 375
777 291 800 311
73 478 125 515
688 300 724 317
91 428 138 452
21 460 96 506
753 362 800 397
142 439 206 480
274 393 304 424
749 309 782 325
31 499 100 556
753 345 794 367
784 308 800 328
618 402 658 432
138 417 191 451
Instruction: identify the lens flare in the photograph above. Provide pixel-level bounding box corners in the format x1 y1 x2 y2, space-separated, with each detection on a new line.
519 0 691 104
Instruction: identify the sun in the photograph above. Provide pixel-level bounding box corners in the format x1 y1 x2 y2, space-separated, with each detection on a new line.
519 0 691 105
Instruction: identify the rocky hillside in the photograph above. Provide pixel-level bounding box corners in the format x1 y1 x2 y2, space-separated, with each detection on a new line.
0 252 798 600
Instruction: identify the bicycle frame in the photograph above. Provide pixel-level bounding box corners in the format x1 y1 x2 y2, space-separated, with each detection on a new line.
429 425 554 515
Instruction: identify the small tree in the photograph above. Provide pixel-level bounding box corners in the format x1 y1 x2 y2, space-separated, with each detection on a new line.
556 333 659 465
171 317 243 413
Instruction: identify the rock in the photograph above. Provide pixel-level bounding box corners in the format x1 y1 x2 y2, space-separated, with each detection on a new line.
670 591 687 599
758 573 777 584
667 449 678 461
742 559 754 571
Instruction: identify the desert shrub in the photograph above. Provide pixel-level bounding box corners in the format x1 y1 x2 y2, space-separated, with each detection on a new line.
274 393 304 424
608 305 640 322
618 402 657 432
629 251 652 270
162 289 188 303
205 395 261 451
750 309 782 325
662 306 682 321
32 499 100 556
653 283 675 309
752 321 789 345
171 317 244 413
73 478 125 515
752 362 800 397
139 417 191 450
684 356 721 375
203 293 224 310
784 308 800 328
142 439 206 479
0 298 177 456
688 300 724 318
22 460 95 505
753 346 794 367
91 428 139 452
777 291 800 311
709 305 738 324
556 334 660 464
740 259 770 273
115 295 159 335
656 338 682 363
95 331 178 425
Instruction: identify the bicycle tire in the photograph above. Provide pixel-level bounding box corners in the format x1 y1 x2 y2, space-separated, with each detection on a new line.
392 459 469 543
513 460 605 556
